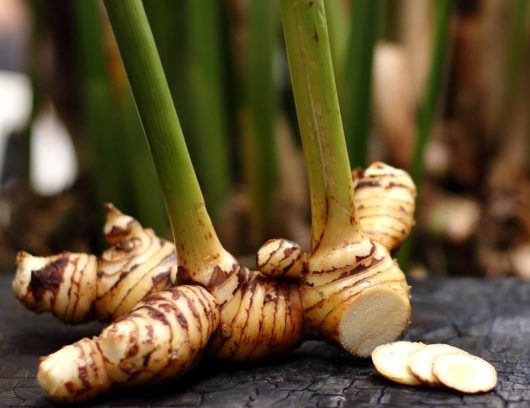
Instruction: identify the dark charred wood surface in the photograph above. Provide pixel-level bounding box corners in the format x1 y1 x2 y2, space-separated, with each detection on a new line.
1 275 529 407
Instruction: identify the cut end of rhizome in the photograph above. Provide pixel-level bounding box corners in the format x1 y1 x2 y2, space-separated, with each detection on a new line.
338 283 411 358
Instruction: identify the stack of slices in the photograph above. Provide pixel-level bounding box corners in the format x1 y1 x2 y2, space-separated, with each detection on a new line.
371 341 497 394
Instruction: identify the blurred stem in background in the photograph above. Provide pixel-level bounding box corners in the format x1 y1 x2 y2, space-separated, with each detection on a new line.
75 0 167 233
118 92 168 233
73 0 129 215
17 0 45 187
410 0 452 188
398 0 452 268
341 0 382 169
325 0 349 87
244 0 279 244
497 0 528 143
379 0 400 41
186 0 231 224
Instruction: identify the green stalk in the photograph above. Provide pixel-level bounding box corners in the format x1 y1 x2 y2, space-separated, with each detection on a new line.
341 0 381 168
187 0 231 222
104 0 224 268
246 0 279 243
281 0 359 251
74 0 129 212
398 0 452 267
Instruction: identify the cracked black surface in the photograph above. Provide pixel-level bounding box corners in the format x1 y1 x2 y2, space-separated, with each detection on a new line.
1 275 529 407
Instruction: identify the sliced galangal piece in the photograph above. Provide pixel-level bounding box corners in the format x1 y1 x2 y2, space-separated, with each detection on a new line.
433 352 497 393
371 341 426 385
408 343 467 386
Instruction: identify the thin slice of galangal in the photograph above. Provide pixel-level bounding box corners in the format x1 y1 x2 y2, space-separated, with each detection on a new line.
408 343 467 386
372 341 426 385
433 352 497 394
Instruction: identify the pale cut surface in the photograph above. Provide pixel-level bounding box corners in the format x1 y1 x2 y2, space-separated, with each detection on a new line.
433 353 497 393
409 343 467 385
338 285 411 358
371 341 426 385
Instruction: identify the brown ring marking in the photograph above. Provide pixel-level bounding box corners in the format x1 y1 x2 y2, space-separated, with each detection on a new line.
232 276 261 357
108 244 168 317
304 263 392 314
311 265 399 330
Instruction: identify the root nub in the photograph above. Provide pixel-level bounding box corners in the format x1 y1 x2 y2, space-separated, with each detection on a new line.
257 238 306 280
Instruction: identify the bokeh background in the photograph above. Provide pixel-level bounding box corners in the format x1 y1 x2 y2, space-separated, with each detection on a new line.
1 0 529 279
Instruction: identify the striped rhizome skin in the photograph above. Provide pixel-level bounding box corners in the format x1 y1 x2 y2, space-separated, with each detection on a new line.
353 162 416 252
205 263 304 361
13 159 415 402
256 238 307 280
13 163 415 326
301 240 412 357
12 204 176 323
37 285 220 402
13 163 415 402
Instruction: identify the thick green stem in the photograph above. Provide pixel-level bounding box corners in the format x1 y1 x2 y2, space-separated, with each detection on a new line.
104 0 223 268
187 0 231 222
281 0 360 252
246 0 279 243
341 0 381 168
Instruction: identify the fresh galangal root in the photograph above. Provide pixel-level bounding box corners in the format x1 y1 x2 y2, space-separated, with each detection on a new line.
256 238 306 280
296 161 416 358
16 160 418 402
38 285 219 403
371 341 497 394
353 162 416 252
302 241 411 358
12 204 176 323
